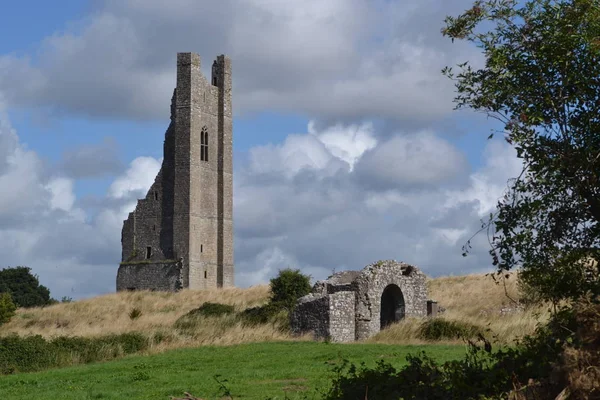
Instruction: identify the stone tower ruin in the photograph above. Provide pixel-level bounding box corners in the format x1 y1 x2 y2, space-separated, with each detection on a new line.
117 52 234 291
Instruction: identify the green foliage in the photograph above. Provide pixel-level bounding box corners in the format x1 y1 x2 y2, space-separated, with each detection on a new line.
0 333 149 374
269 268 311 310
418 318 484 341
232 269 311 330
443 0 600 302
128 307 142 320
238 303 282 326
0 266 52 308
187 302 235 318
323 305 578 399
0 292 17 325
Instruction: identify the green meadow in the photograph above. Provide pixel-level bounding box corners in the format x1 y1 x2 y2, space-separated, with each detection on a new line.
0 341 465 400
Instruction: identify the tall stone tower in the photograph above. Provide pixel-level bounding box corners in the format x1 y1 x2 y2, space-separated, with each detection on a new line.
117 52 234 291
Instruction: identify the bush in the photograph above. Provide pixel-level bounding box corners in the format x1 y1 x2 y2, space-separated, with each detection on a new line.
187 302 235 318
418 318 484 341
237 303 280 326
0 292 16 325
323 304 583 400
269 268 311 310
0 266 52 308
0 332 150 374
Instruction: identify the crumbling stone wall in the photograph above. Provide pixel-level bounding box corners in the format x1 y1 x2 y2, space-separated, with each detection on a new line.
291 260 429 342
291 294 330 340
117 52 234 292
291 291 356 342
116 260 183 292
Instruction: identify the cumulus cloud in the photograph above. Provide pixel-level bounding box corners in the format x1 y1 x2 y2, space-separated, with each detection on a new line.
0 107 163 299
108 156 161 199
0 0 479 126
232 122 523 286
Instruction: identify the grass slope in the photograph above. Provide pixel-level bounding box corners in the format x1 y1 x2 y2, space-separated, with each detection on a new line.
0 273 548 350
0 342 465 400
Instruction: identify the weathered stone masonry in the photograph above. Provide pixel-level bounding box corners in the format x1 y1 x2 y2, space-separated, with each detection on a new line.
117 52 234 292
291 260 429 342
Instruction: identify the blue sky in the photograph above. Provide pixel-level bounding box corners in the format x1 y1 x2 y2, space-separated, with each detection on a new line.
0 0 521 299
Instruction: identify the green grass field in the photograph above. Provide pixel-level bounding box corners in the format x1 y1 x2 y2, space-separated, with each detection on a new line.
0 341 466 400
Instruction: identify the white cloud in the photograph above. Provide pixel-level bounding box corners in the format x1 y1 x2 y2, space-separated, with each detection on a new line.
108 156 161 199
445 140 523 216
0 0 479 125
247 121 376 179
0 106 166 299
46 178 76 211
233 122 522 286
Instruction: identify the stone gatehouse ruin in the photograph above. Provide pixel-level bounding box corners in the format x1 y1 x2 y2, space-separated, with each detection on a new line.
117 52 234 292
291 260 431 342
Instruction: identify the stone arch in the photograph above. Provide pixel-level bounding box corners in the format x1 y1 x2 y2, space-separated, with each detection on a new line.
380 283 405 329
353 260 427 340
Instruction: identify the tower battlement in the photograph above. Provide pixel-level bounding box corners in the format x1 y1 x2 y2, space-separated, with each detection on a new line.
117 52 234 291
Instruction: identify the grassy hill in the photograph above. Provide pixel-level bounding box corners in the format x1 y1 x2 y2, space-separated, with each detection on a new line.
0 272 548 351
0 272 555 399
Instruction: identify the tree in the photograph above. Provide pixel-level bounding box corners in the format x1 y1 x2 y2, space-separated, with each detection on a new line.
0 266 52 308
269 268 312 310
442 0 600 302
0 292 16 325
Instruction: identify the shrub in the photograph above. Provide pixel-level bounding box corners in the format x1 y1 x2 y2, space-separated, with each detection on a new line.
187 302 235 318
238 303 280 326
0 292 16 325
323 304 583 400
418 318 484 341
129 307 142 320
269 268 311 310
0 332 150 374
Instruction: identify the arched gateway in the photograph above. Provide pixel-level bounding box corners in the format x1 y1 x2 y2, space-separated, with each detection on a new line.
291 260 430 342
380 284 405 329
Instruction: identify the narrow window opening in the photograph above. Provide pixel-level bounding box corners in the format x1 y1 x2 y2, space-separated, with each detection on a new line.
154 191 158 201
200 127 208 162
201 244 203 253
212 76 218 86
146 246 152 259
204 271 207 279
152 225 156 231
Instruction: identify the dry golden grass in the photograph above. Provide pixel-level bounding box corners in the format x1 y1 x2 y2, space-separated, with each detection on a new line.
0 285 303 352
0 273 550 351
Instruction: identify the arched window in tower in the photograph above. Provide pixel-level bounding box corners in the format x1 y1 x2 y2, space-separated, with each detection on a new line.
200 126 209 162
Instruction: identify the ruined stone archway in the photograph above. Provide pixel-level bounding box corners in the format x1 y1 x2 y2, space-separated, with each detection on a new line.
380 284 405 329
291 260 428 342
